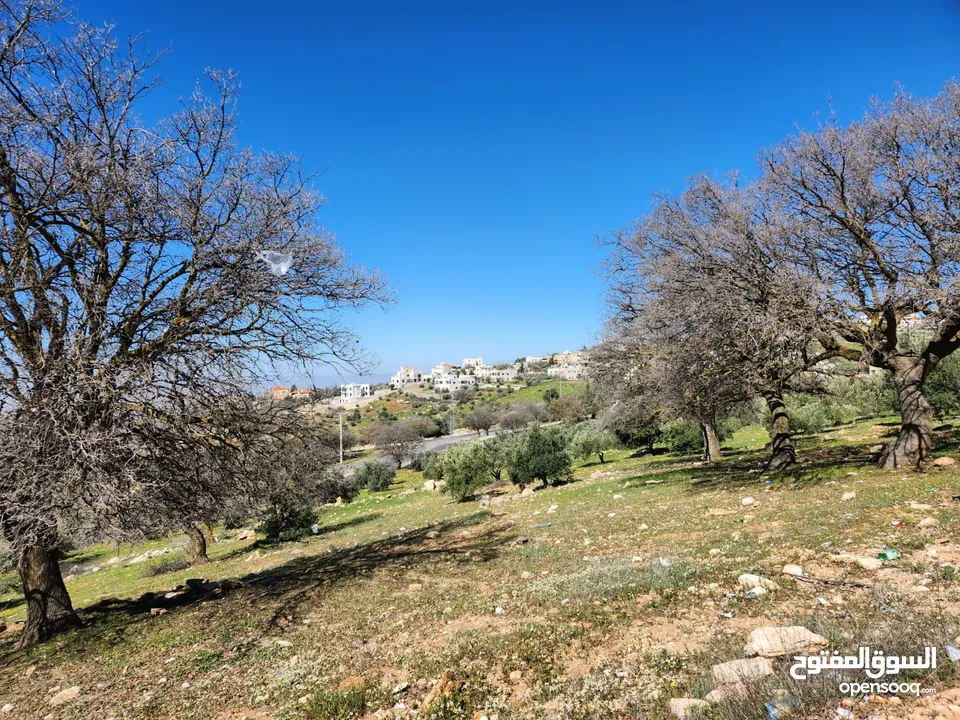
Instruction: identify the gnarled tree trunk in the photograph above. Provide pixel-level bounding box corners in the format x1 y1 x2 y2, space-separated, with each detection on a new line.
185 524 210 565
764 392 796 470
17 544 82 648
700 421 721 462
879 358 934 469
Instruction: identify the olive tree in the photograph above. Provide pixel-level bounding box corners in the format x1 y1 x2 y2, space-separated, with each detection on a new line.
570 422 620 464
0 3 389 646
762 84 960 467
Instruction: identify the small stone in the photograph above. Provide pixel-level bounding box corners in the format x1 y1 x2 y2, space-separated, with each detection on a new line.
392 682 409 694
547 504 559 513
407 583 423 592
49 687 81 707
740 497 756 506
709 548 722 556
911 585 932 593
917 517 939 529
613 494 624 500
933 456 956 467
737 573 779 591
841 491 856 502
711 657 774 685
423 480 437 491
1 704 13 713
907 502 933 511
149 608 167 616
509 670 522 681
520 488 534 497
426 531 439 539
856 557 883 571
638 524 649 531
669 698 710 718
520 571 533 580
782 564 803 576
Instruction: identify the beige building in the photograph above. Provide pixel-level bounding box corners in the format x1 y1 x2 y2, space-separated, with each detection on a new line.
390 366 424 388
475 364 519 382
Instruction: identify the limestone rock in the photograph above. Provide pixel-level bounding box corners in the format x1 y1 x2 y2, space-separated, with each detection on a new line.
711 657 774 685
668 698 710 718
744 626 828 658
737 573 779 591
841 491 856 502
740 497 756 507
705 682 747 703
782 564 803 576
933 456 956 467
49 687 81 707
917 517 939 529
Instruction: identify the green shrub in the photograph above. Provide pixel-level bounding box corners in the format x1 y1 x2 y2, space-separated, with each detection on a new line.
928 354 960 418
507 425 571 488
440 444 491 501
257 502 316 543
660 419 703 453
354 460 396 492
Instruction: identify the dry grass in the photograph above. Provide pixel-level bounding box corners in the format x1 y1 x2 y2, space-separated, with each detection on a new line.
0 420 958 719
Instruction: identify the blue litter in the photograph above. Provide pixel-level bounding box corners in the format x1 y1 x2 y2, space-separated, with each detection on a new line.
532 522 554 529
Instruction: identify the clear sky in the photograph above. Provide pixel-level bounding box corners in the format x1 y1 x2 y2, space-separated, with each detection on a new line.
77 0 960 386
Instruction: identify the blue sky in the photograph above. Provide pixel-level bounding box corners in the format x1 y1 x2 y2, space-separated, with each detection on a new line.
79 0 960 386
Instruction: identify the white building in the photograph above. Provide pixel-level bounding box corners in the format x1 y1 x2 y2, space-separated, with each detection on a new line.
462 356 483 368
547 363 585 380
475 364 519 382
390 366 424 388
524 355 550 365
429 362 459 379
433 373 477 392
340 383 372 403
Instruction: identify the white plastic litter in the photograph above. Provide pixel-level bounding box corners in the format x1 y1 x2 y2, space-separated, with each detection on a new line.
257 250 294 276
310 523 319 535
946 643 960 661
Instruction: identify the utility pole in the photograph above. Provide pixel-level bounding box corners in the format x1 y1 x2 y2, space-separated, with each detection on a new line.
339 404 344 465
449 409 455 435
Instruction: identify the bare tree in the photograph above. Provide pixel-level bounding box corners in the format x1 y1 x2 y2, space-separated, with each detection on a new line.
463 406 498 436
762 83 960 467
0 3 389 646
371 422 424 468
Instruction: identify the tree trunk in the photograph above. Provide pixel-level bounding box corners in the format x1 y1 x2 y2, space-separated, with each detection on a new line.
185 524 209 565
700 421 721 462
598 451 605 463
764 392 796 470
879 358 934 469
16 544 82 648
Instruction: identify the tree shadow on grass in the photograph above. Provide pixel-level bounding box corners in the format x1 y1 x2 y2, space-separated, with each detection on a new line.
0 512 510 658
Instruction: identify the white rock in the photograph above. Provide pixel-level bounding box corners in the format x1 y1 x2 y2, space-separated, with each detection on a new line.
782 564 803 576
49 687 81 707
841 491 856 502
740 497 756 506
547 504 559 513
737 573 779 591
744 626 829 658
917 517 939 529
933 456 955 467
669 698 710 718
705 683 747 702
1 704 13 713
711 657 774 685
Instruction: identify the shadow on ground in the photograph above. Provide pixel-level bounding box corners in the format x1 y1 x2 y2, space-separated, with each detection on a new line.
0 512 511 659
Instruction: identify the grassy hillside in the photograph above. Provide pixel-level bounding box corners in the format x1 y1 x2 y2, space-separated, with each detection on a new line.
0 419 958 719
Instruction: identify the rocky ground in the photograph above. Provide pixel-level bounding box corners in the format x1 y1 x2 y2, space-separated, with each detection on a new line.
0 419 958 719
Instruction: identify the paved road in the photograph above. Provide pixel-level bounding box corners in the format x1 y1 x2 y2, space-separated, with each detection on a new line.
343 428 505 471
